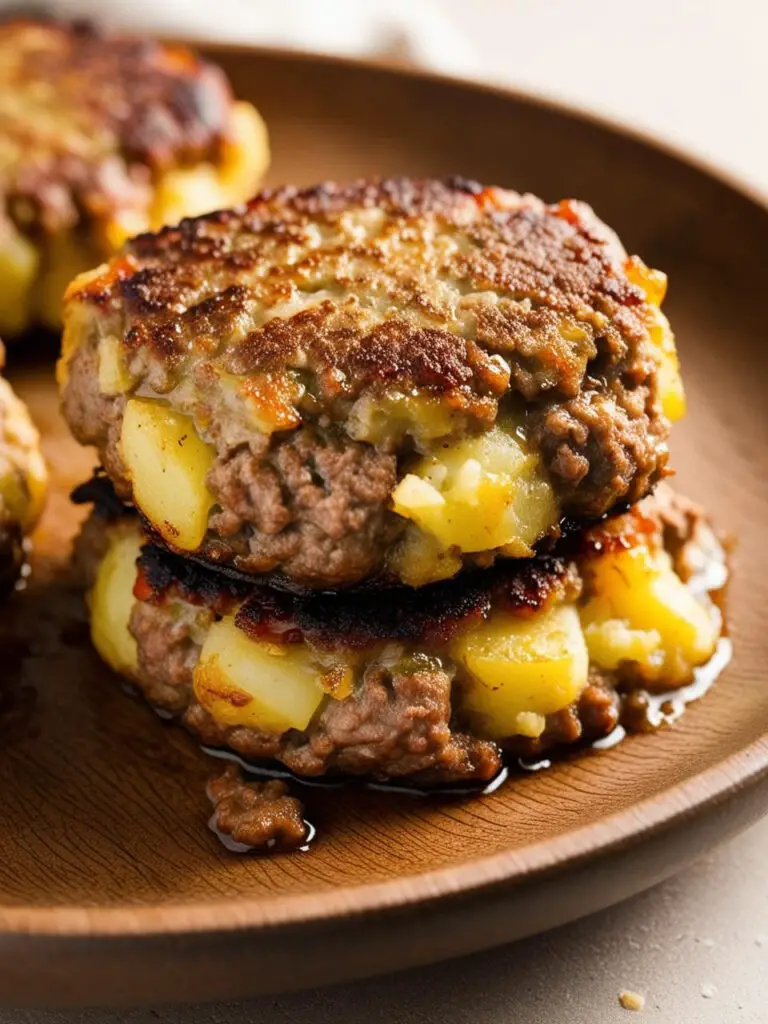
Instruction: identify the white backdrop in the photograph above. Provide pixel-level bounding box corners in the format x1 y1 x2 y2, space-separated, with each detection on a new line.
1 0 766 193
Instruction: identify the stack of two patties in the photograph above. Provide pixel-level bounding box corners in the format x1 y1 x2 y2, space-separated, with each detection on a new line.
58 178 726 849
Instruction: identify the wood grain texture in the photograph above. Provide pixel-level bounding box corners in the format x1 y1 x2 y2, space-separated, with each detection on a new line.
0 47 767 1008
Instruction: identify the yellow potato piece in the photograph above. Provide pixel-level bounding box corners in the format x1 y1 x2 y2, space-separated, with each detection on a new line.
0 226 39 336
120 398 215 551
149 103 269 232
626 257 686 423
151 164 227 231
194 616 326 734
34 232 101 332
627 258 668 307
0 376 47 529
98 335 134 396
650 309 686 423
347 391 467 449
388 524 464 588
580 544 719 680
88 523 142 677
582 619 662 671
452 604 589 739
218 102 271 203
392 423 558 561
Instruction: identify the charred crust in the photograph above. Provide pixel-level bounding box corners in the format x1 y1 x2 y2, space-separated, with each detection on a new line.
136 539 569 648
71 471 130 519
242 556 569 649
136 542 250 609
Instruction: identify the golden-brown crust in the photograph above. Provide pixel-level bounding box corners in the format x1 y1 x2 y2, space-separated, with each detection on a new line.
73 178 652 410
0 18 235 234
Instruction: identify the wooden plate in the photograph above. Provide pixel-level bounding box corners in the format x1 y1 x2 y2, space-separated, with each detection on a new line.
1 46 768 1010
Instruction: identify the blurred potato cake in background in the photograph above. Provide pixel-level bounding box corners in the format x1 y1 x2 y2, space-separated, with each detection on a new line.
0 17 269 336
0 342 47 592
59 177 684 591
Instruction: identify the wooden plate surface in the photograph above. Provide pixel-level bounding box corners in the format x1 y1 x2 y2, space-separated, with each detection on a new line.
1 46 767 1009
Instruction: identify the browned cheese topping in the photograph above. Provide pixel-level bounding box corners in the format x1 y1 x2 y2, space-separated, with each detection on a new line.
62 178 681 588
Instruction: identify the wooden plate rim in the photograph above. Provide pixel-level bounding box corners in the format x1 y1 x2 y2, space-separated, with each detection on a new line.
3 740 767 935
195 40 768 208
2 45 767 940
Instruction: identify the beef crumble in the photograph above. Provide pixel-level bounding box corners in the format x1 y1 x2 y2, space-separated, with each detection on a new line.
207 765 308 852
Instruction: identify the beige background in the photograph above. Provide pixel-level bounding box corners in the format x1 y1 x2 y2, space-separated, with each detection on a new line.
33 0 768 194
440 0 768 196
1 1 767 1020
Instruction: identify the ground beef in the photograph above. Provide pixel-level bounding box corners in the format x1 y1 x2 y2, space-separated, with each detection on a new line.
206 427 402 587
185 703 284 763
283 664 501 781
61 177 674 589
649 484 725 584
129 599 211 714
62 342 127 492
504 675 621 759
125 572 501 784
530 388 666 516
207 765 308 852
185 665 502 785
77 481 725 785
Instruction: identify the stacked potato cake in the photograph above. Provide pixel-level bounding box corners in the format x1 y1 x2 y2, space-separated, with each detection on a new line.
59 178 726 848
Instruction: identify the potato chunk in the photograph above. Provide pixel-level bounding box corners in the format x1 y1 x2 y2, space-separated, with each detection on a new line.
194 616 326 734
218 102 271 203
98 335 134 396
0 377 48 530
88 524 142 677
580 543 719 685
347 391 468 449
648 306 686 423
151 164 229 232
0 226 39 336
149 102 269 233
391 423 558 570
388 526 464 588
35 232 100 332
452 604 589 739
120 398 215 551
626 257 686 423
